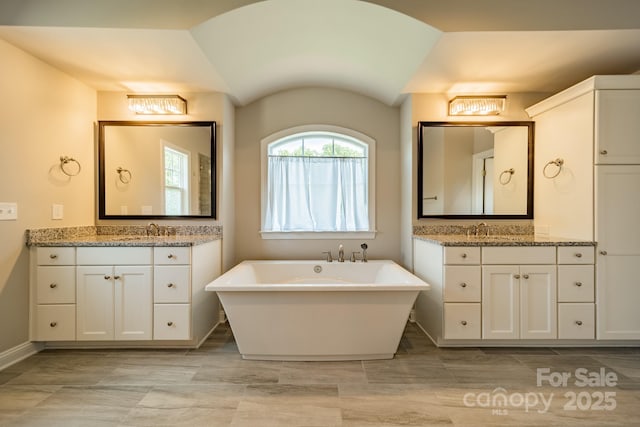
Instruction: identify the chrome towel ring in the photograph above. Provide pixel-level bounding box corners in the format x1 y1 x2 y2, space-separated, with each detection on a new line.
116 167 132 184
499 168 515 185
59 156 81 177
543 158 564 179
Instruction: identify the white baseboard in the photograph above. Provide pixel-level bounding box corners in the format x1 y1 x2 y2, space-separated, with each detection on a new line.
0 341 43 371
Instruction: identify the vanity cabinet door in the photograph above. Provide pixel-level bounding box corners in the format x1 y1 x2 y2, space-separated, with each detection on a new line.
114 266 152 340
77 266 114 341
519 265 557 339
482 266 519 339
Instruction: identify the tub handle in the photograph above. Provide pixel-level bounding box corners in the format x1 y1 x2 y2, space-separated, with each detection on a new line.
322 251 333 262
350 251 361 263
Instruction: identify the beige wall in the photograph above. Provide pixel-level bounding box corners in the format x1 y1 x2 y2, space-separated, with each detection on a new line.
234 87 401 263
0 39 96 353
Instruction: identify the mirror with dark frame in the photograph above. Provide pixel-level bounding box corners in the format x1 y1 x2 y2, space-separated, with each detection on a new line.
98 121 216 219
417 121 534 219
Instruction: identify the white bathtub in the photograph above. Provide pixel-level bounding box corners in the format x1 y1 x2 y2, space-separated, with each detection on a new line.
205 260 430 361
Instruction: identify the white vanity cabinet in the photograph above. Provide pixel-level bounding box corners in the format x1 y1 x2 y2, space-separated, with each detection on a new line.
482 247 556 340
76 247 153 341
30 239 222 347
32 247 76 341
527 75 640 341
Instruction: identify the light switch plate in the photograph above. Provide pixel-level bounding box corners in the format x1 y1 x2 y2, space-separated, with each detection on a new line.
52 204 64 220
0 202 18 220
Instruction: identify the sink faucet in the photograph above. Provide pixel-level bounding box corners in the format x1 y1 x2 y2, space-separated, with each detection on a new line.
476 222 490 237
338 244 345 262
147 222 160 236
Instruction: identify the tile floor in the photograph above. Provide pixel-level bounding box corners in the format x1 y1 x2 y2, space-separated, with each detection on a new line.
1 322 639 426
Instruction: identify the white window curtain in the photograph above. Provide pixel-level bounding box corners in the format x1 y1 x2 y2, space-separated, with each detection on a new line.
264 156 369 232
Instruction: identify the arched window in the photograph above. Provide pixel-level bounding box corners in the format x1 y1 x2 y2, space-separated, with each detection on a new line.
261 125 376 238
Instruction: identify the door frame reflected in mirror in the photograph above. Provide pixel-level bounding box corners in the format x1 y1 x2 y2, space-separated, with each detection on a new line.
417 121 534 220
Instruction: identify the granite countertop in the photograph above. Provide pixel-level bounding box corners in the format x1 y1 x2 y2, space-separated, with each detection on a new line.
413 234 596 247
29 234 221 247
25 225 222 247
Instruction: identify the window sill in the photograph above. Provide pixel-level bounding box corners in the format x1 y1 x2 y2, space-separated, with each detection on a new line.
260 231 376 240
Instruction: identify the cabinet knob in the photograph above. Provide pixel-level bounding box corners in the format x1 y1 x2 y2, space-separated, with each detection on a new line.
574 253 582 258
49 283 57 289
104 275 111 280
575 281 583 287
514 274 521 279
460 253 467 259
600 150 608 155
522 274 529 279
600 250 608 256
49 254 58 259
167 283 175 288
168 254 175 259
461 320 467 326
167 321 174 327
460 282 467 288
113 275 121 280
50 322 57 328
575 320 583 326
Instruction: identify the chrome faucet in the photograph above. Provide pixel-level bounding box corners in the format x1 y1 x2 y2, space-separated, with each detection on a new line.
147 222 160 236
322 251 333 262
350 251 360 262
338 244 345 262
476 222 490 237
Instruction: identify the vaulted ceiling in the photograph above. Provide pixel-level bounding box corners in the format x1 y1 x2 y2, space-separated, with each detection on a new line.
1 0 639 105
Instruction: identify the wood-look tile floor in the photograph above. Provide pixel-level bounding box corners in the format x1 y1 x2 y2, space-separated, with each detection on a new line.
1 322 639 426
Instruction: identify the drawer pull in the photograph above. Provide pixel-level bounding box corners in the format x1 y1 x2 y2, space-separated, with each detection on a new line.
600 250 608 256
575 281 583 287
600 150 608 155
460 320 467 326
167 321 174 327
49 254 58 259
522 274 529 279
514 274 521 279
104 275 111 280
168 254 175 259
50 322 57 328
114 275 121 280
460 282 467 288
575 320 583 326
574 253 583 258
167 283 175 288
49 283 57 289
461 253 467 259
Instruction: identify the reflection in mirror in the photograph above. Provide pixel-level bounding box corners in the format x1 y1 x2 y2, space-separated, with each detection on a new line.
99 121 216 219
417 121 533 219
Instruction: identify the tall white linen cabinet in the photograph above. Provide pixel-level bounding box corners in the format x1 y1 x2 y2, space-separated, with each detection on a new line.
527 75 640 340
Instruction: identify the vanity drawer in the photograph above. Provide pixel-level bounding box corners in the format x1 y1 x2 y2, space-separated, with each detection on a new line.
557 246 595 264
558 265 594 302
443 266 481 302
76 247 152 265
154 304 191 340
444 247 480 265
36 266 75 304
558 303 595 339
36 247 75 266
154 247 191 265
35 304 76 341
482 246 556 265
444 303 481 340
154 266 191 303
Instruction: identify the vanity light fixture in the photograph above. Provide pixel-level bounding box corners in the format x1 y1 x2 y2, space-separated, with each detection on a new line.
127 94 187 115
448 95 506 116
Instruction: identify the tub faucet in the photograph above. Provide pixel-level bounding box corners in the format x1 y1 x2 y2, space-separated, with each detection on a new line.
338 244 345 262
322 251 333 262
360 243 368 262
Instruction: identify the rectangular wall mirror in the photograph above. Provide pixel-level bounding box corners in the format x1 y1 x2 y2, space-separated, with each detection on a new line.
417 121 534 219
98 121 216 219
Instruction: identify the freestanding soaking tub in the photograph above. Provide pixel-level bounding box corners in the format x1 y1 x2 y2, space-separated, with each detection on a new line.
205 260 430 361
